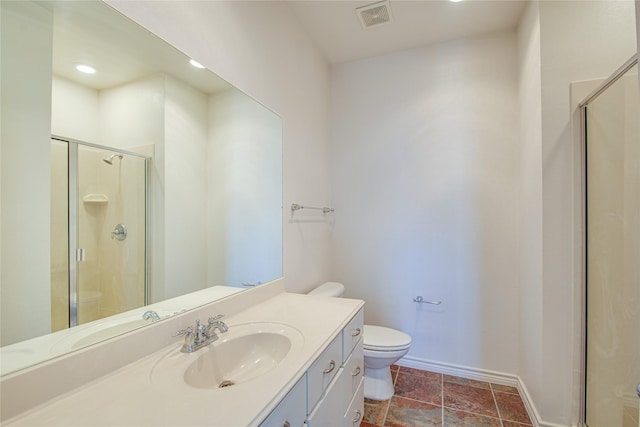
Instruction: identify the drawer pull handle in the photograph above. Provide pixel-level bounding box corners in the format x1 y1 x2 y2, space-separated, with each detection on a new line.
352 366 361 376
352 410 362 423
323 360 336 374
351 328 361 337
283 422 290 427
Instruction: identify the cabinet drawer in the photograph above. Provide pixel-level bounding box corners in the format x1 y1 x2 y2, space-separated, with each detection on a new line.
344 342 363 396
307 333 342 413
343 309 364 362
344 375 364 427
260 375 307 427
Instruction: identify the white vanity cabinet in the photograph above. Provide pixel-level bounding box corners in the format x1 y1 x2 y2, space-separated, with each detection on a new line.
259 308 364 427
260 375 307 427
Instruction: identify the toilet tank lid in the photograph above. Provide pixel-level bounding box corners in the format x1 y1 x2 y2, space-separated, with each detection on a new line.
307 282 345 297
363 325 412 349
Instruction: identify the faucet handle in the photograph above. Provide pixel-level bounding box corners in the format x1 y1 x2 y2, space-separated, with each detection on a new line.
174 326 194 337
208 314 224 323
175 326 195 352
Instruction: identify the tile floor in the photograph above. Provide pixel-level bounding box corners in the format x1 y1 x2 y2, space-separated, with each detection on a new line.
362 365 533 427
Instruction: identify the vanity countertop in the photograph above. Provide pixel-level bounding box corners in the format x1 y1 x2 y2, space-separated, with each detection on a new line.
4 292 364 426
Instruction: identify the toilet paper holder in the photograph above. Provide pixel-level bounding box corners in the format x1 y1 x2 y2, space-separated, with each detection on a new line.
414 296 442 305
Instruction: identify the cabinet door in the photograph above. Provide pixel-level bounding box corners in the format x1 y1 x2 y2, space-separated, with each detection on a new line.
344 376 364 427
307 334 342 413
306 367 347 427
260 375 307 427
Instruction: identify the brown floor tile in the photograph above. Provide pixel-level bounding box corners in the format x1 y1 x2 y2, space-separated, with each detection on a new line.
443 408 502 427
399 367 442 380
395 371 442 405
491 383 518 394
372 367 532 427
385 396 442 427
443 382 499 418
444 375 490 390
364 398 391 426
494 391 531 424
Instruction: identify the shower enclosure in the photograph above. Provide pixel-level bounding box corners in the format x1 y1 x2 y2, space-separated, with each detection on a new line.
51 137 150 330
580 55 639 427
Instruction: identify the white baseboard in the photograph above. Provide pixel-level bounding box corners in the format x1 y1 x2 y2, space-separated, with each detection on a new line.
396 355 575 427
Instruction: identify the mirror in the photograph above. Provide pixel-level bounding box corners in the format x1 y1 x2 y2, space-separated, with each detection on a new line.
0 0 283 375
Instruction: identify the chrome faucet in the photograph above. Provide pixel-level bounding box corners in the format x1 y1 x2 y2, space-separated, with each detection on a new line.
176 315 228 353
142 310 161 321
206 314 228 335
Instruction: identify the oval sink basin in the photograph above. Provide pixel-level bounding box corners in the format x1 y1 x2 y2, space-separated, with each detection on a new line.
151 322 304 390
69 319 152 350
185 332 290 389
50 309 182 352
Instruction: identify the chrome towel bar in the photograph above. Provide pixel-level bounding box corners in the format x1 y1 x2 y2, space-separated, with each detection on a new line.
414 296 442 305
291 203 334 214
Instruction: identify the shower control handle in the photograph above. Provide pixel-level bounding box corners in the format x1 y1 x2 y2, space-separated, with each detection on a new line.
111 224 127 241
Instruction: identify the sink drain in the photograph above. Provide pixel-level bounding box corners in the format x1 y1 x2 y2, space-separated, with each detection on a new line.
219 380 235 388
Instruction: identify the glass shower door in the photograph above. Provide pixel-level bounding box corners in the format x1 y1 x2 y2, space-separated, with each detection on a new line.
584 63 639 427
74 144 148 325
50 138 149 328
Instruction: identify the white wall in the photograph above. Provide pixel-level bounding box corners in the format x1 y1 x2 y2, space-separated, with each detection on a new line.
516 0 544 421
163 75 209 299
330 31 519 373
106 0 332 292
208 90 283 287
51 76 99 142
0 2 53 345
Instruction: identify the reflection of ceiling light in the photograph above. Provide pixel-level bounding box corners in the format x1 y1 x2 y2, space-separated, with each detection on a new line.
75 64 96 74
189 59 205 69
449 0 464 2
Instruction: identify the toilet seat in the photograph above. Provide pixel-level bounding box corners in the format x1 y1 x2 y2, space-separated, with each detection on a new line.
363 325 411 352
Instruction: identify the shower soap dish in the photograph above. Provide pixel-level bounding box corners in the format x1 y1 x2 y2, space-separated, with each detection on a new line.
83 194 109 204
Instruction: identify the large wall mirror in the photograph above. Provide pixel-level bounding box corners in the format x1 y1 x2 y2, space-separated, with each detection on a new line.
0 0 283 375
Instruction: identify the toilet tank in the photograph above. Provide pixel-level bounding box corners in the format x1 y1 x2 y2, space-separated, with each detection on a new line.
307 282 345 297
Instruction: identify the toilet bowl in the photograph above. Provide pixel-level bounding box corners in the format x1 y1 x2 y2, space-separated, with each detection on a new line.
307 282 412 401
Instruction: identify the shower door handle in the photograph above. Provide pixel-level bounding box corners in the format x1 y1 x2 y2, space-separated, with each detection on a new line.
75 248 86 262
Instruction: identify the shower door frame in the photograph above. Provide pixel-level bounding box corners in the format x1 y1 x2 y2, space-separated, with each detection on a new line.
52 135 152 327
578 52 638 427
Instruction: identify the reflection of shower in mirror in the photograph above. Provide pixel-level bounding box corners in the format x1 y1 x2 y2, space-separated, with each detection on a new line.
103 153 123 165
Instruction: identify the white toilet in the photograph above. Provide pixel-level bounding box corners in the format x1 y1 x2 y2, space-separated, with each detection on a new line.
307 282 412 401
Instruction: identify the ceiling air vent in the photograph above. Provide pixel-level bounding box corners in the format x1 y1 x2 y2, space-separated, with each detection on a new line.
356 0 393 29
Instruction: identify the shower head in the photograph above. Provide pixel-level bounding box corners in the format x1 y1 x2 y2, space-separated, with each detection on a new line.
103 154 123 165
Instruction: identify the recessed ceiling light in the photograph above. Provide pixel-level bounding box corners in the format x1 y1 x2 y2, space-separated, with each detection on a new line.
189 59 205 69
75 64 96 74
449 0 464 2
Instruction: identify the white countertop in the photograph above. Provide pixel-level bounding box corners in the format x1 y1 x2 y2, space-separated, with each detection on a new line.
0 286 245 376
4 293 363 426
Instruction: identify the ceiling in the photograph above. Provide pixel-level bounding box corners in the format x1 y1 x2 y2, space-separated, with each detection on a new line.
50 1 527 91
49 1 231 93
288 0 527 64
